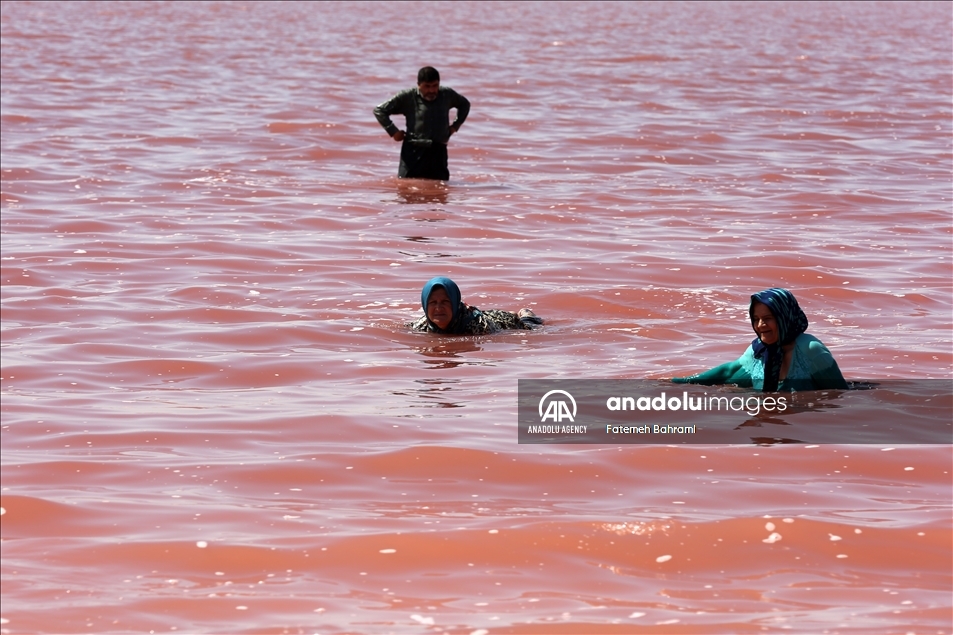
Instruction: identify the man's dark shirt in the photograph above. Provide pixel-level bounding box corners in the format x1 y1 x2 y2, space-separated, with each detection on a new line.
374 86 470 144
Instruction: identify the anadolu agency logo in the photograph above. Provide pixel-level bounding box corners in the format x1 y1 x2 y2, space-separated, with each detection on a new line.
538 389 577 423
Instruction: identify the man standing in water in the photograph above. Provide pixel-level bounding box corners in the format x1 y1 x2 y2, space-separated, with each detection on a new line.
374 67 470 180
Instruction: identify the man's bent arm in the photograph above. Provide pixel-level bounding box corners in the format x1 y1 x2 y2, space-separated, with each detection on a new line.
374 90 412 137
449 89 470 131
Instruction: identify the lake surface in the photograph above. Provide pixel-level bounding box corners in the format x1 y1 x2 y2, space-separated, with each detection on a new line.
2 1 951 633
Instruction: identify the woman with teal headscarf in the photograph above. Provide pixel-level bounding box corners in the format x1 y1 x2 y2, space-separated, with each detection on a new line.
412 276 543 335
673 288 848 392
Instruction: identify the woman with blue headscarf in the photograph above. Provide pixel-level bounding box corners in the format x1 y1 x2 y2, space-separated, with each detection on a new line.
673 288 847 392
412 276 543 335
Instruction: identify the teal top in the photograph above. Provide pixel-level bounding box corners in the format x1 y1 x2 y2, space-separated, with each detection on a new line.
673 333 848 392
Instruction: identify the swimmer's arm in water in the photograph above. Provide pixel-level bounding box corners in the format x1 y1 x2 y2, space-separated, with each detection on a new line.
672 360 753 387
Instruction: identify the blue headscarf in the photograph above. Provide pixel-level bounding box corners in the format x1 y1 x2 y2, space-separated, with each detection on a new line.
421 276 464 332
749 288 809 392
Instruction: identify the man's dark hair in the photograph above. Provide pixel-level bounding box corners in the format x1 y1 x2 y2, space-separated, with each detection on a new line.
417 66 440 84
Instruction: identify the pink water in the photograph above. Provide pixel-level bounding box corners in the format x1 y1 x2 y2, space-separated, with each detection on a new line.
2 2 951 633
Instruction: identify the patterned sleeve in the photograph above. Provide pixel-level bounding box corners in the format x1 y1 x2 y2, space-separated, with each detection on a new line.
480 309 524 331
463 310 502 335
410 315 431 332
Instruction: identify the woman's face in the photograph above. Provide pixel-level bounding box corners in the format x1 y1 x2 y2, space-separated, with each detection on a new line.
426 287 453 330
751 302 779 345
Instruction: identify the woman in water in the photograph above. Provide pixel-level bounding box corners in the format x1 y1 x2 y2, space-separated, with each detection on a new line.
672 288 848 391
412 276 543 335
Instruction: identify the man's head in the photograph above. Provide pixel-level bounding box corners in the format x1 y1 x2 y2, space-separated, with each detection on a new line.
417 66 440 101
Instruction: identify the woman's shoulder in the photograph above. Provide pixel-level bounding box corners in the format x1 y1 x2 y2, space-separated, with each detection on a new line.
795 332 833 354
410 315 431 332
791 332 842 373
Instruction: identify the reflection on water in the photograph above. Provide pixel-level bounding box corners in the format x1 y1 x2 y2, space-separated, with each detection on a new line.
749 435 803 445
737 415 794 430
397 249 458 260
394 179 450 206
414 378 465 409
412 337 493 370
391 377 465 409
